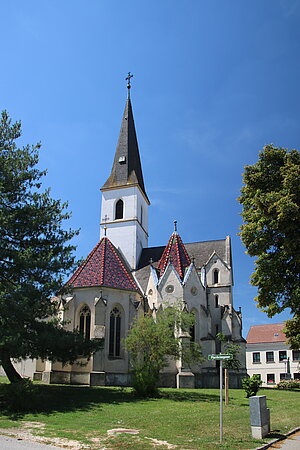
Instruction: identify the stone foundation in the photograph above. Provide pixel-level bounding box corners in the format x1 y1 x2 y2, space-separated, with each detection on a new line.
33 372 43 381
37 368 247 389
105 372 132 386
176 371 195 389
90 371 106 386
159 373 176 388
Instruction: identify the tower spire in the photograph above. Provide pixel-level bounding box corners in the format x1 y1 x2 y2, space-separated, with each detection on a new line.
101 75 149 204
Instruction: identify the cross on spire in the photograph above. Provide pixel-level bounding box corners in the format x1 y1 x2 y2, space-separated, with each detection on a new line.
174 220 177 233
125 72 133 98
102 214 110 237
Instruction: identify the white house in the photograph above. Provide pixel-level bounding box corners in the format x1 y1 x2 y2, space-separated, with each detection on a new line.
246 323 300 387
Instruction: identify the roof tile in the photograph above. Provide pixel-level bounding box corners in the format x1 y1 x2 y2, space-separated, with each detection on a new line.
157 232 191 279
246 323 287 344
67 237 140 292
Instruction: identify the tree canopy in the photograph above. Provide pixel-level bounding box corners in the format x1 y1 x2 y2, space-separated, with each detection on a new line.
238 145 300 346
126 306 203 396
0 111 102 382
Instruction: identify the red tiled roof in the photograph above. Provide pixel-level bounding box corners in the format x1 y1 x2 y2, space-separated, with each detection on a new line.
67 237 140 291
246 323 287 344
157 232 191 279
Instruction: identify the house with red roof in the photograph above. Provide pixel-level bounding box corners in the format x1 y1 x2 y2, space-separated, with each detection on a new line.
34 79 246 388
246 323 300 386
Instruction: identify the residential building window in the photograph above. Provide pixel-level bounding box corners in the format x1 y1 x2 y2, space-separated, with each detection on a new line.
140 205 143 226
279 350 287 361
292 350 300 361
109 307 121 357
253 352 260 364
267 373 275 384
115 199 124 220
266 351 274 363
215 295 219 308
294 373 300 380
213 269 219 284
280 373 287 380
79 305 91 339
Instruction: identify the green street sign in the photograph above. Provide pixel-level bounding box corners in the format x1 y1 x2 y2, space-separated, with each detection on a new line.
208 354 233 360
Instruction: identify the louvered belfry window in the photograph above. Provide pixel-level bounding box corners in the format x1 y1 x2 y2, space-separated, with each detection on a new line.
109 307 121 357
115 199 124 220
79 305 91 339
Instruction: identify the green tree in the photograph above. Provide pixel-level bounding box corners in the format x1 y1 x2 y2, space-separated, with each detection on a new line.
284 317 300 349
238 145 300 346
242 374 262 398
216 333 241 404
0 111 102 383
125 306 203 397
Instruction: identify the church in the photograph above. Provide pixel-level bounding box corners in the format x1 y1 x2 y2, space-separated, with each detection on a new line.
34 77 246 388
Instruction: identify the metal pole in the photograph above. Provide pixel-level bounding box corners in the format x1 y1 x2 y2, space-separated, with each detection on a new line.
220 359 223 443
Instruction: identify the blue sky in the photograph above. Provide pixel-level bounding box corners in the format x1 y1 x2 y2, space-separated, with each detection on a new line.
1 0 299 337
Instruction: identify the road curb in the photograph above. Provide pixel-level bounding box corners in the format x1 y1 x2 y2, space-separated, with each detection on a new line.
255 427 300 450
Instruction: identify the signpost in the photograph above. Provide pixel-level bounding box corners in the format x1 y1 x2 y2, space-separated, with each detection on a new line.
208 354 232 443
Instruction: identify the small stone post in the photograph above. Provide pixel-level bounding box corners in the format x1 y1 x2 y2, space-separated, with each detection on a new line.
249 395 270 439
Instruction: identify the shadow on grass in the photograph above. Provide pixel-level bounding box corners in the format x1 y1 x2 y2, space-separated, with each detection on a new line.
0 383 220 419
159 390 219 402
267 431 285 440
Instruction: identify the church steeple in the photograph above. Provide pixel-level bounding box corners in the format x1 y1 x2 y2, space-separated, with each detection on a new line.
101 81 149 204
99 75 149 270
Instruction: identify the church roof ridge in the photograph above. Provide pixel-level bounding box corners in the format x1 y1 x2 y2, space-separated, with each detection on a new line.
101 97 150 204
185 238 227 244
157 231 191 279
67 237 140 292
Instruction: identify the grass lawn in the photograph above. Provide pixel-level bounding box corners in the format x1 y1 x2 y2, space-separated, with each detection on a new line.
0 377 299 449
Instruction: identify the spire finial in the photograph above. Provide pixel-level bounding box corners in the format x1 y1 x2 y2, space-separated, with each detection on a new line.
174 220 177 233
125 72 133 99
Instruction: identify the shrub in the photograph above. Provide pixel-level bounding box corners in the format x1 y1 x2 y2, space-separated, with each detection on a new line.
277 379 300 390
242 375 262 398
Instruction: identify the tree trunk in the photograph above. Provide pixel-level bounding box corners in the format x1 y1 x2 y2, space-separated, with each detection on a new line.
0 350 23 383
225 368 229 406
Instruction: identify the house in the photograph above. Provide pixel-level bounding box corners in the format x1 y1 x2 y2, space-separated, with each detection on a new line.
246 323 300 386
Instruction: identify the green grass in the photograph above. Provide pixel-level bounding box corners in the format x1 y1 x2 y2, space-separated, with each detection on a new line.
0 376 299 449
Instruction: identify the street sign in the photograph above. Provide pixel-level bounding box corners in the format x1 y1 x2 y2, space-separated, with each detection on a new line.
207 354 233 443
208 354 233 360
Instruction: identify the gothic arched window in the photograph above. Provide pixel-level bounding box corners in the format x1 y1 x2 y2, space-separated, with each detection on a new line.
213 269 219 284
215 295 219 308
79 305 91 339
190 309 197 342
115 199 124 220
109 307 121 357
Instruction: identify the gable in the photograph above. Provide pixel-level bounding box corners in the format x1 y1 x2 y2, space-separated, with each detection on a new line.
135 239 228 292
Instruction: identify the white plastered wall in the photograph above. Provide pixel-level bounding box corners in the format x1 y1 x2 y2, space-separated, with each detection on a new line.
100 186 148 269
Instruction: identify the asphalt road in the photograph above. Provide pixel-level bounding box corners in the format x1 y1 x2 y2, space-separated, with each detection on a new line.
0 434 63 450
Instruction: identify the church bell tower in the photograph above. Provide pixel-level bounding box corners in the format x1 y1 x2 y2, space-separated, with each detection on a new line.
100 73 150 270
